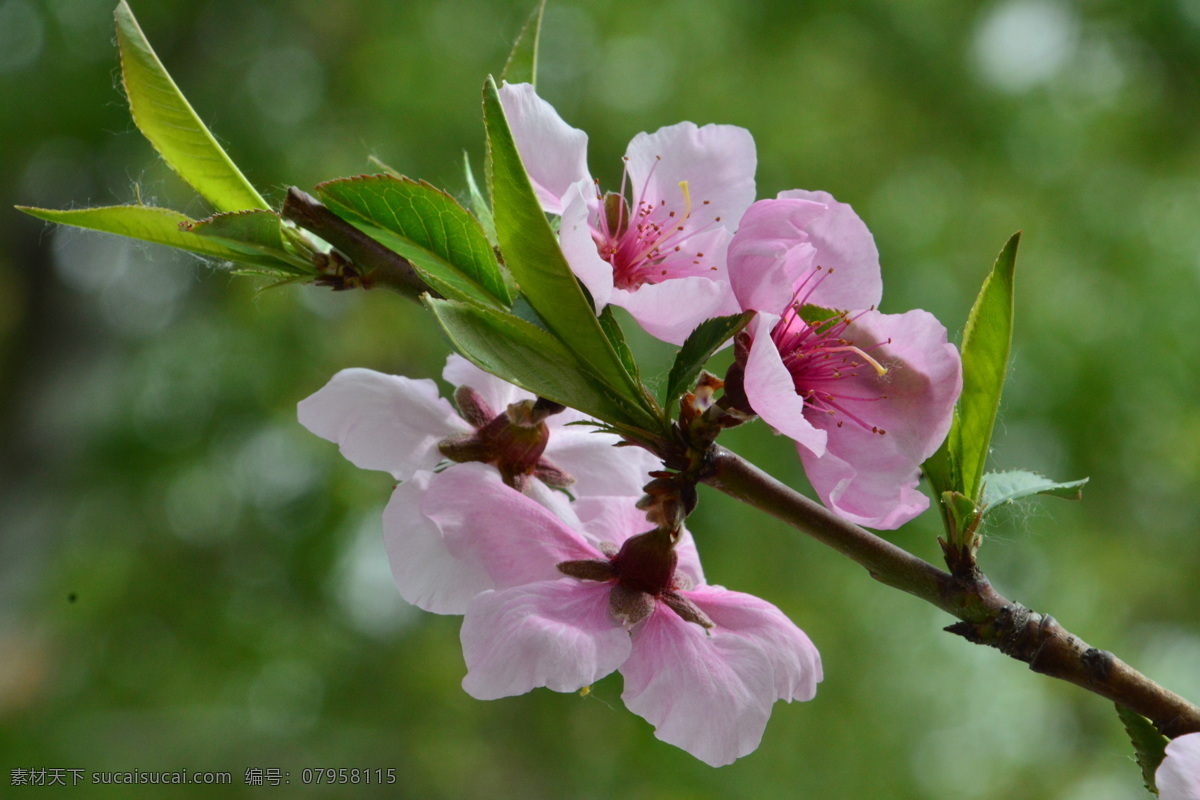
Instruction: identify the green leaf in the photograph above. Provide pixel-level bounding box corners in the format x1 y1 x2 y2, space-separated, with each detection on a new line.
315 174 513 308
183 210 311 270
115 1 268 213
483 76 656 424
664 311 756 408
980 470 1088 514
426 297 661 433
922 430 959 538
942 490 981 543
16 204 296 270
951 232 1020 502
1115 704 1169 794
500 1 547 88
798 304 843 335
598 307 642 385
463 152 498 247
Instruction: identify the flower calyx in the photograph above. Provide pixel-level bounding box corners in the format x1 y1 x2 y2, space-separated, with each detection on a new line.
556 526 713 630
438 387 572 491
555 470 713 630
718 331 758 418
676 371 753 462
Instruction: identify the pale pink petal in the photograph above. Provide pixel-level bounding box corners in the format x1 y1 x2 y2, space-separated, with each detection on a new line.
840 309 961 460
574 495 653 550
663 224 738 280
741 314 828 455
381 472 490 614
620 603 776 767
543 403 592 428
672 528 707 588
798 427 931 530
298 368 470 480
441 353 527 415
558 181 614 311
626 122 756 234
686 585 822 701
798 309 960 529
522 478 583 531
727 198 821 314
777 189 883 309
497 82 591 216
421 463 602 587
613 276 738 346
1158 732 1200 800
461 580 631 700
543 426 658 499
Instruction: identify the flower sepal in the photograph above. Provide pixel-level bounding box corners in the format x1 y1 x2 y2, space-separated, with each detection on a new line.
437 392 574 491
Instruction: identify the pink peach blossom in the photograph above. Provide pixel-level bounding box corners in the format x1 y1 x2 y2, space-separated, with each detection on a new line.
725 193 961 529
426 463 822 767
298 354 659 612
498 82 755 344
1158 732 1200 800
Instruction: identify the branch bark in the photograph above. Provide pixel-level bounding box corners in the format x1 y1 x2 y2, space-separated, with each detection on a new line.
281 187 433 299
701 445 1200 739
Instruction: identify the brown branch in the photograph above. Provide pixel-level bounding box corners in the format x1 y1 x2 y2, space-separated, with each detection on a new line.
281 187 433 299
701 445 1200 739
283 181 1200 738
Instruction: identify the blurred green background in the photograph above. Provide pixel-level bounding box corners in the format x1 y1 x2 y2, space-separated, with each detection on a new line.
3 0 1200 797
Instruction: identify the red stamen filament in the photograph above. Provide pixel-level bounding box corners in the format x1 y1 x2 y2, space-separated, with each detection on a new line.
590 157 724 291
768 269 893 435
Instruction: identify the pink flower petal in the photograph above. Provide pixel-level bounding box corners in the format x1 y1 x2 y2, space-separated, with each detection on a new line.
522 477 584 529
741 314 828 456
381 472 491 614
686 585 822 701
573 495 652 548
798 427 932 530
557 181 614 311
727 198 822 314
613 275 739 346
625 122 756 235
620 603 776 767
1158 732 1200 800
542 427 658 499
421 463 602 588
497 82 590 215
844 309 961 459
297 368 470 480
672 528 707 589
797 309 960 529
461 580 631 700
777 189 883 309
441 353 526 415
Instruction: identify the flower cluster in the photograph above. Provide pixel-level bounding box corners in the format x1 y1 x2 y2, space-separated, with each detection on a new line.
300 355 822 765
299 86 965 766
501 82 961 529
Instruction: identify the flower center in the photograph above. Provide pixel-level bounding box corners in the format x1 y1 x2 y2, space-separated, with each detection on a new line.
771 267 893 435
556 527 713 630
591 156 722 291
609 528 679 595
437 390 572 490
